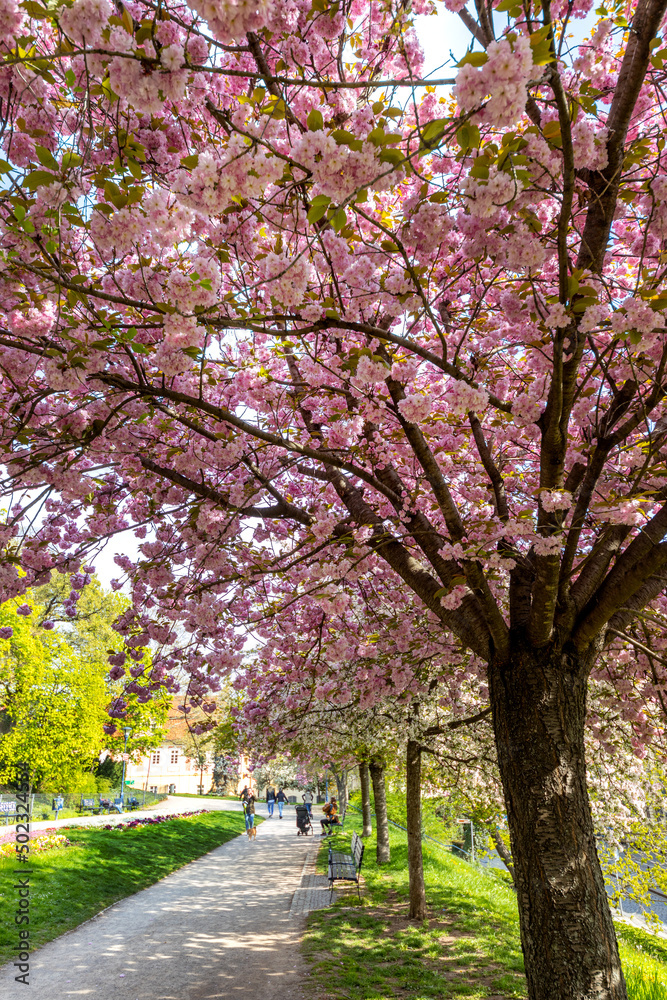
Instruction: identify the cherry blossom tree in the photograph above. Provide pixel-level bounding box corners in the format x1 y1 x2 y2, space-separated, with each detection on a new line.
1 0 667 995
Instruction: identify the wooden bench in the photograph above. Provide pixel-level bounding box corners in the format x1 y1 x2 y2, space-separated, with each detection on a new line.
328 830 364 900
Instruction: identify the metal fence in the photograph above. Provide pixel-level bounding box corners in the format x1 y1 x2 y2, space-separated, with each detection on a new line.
0 788 167 819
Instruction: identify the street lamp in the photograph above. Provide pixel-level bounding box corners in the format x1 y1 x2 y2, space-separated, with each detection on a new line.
120 726 132 809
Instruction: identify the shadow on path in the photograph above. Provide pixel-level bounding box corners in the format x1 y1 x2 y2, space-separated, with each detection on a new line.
1 814 315 999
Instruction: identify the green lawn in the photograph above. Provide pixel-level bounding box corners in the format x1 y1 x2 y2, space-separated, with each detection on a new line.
304 825 667 1000
0 810 249 965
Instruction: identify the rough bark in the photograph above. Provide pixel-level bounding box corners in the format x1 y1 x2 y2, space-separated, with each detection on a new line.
359 761 373 837
369 760 391 864
406 739 426 920
488 639 627 1000
330 764 349 813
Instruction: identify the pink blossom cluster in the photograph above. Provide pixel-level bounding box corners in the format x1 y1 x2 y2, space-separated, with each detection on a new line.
454 34 534 127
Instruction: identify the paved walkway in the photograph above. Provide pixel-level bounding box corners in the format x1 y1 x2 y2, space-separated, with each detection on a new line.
1 805 331 999
6 795 246 837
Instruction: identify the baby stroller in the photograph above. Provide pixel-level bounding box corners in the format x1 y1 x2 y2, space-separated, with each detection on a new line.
296 804 313 836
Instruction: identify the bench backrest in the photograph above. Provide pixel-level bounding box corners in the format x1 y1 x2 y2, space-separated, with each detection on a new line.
351 831 364 869
0 801 16 812
82 798 95 807
114 797 123 805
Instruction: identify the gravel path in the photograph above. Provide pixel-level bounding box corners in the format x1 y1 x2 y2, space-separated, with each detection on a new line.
0 801 327 999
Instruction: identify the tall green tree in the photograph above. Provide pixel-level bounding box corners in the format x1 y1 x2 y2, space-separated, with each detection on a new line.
0 577 169 790
0 595 107 790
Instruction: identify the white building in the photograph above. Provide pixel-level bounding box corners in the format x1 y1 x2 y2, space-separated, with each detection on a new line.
125 705 215 796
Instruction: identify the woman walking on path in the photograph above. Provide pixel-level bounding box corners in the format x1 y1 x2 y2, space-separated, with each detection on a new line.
302 789 313 816
266 786 276 817
276 787 287 818
243 792 257 839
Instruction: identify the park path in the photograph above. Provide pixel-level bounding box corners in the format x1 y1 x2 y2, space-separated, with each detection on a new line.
1 794 246 839
0 806 326 1000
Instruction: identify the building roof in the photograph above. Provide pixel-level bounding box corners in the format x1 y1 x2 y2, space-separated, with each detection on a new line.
163 699 217 745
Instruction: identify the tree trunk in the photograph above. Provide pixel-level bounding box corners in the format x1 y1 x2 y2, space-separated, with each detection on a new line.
406 739 426 920
359 761 373 837
489 824 515 886
369 760 390 864
488 641 627 1000
331 764 348 813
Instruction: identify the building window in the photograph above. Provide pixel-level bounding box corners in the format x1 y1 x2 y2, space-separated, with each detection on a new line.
149 785 158 794
151 751 160 765
170 749 179 764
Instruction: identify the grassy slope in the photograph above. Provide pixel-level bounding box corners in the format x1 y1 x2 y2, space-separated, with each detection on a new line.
0 810 249 966
304 824 667 1000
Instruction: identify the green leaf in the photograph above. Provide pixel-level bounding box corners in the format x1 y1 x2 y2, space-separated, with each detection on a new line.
331 207 347 232
307 195 331 224
0 159 11 173
22 2 50 17
180 154 199 169
542 120 562 144
532 38 555 66
24 169 57 189
34 145 58 171
420 118 447 148
378 148 404 166
61 150 82 170
456 124 481 150
457 50 488 68
470 157 490 180
529 24 553 45
306 108 324 131
367 126 386 146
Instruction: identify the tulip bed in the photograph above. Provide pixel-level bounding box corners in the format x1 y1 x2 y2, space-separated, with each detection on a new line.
0 832 70 859
101 809 209 830
0 809 247 965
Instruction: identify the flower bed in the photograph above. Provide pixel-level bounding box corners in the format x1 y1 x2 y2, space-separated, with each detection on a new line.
0 832 70 858
100 810 209 831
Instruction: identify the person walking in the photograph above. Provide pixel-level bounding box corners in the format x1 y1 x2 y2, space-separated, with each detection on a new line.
243 791 257 839
276 787 287 818
302 788 314 816
266 785 276 818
